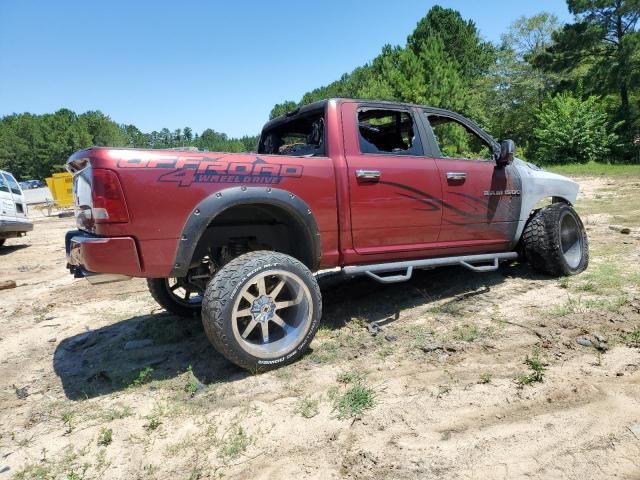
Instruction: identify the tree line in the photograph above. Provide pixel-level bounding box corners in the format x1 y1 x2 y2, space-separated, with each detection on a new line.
0 110 257 180
1 1 638 180
273 1 639 165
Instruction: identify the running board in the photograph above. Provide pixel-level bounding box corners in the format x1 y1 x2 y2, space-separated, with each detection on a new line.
342 252 519 284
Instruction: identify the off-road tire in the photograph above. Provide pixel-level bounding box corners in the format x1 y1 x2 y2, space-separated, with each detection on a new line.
522 202 589 276
201 251 322 371
147 278 202 317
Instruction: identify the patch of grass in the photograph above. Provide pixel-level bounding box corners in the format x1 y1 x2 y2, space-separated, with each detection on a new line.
336 370 366 385
584 296 629 313
624 327 640 346
143 403 165 432
97 427 113 446
100 404 131 422
478 372 493 384
183 365 199 397
13 463 52 480
129 367 154 387
307 340 339 364
548 295 586 317
61 411 75 434
429 300 466 316
546 162 640 178
296 396 320 418
333 381 375 419
517 348 546 386
219 425 252 459
452 323 480 342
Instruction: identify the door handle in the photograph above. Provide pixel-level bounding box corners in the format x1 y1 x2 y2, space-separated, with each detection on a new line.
356 169 381 181
446 172 467 182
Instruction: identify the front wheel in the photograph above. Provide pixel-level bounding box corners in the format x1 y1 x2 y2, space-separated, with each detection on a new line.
202 251 322 371
522 202 589 276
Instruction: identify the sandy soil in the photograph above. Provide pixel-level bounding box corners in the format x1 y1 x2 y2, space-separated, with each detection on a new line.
1 176 639 480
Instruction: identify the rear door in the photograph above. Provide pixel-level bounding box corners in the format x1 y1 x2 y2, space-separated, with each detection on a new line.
0 172 17 222
422 111 521 249
342 102 442 255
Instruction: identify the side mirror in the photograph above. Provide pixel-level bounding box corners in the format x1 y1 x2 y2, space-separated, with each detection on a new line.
497 140 515 166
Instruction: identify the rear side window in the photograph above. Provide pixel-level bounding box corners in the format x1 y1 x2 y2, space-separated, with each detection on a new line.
358 109 422 155
258 111 325 157
4 173 22 195
0 174 8 193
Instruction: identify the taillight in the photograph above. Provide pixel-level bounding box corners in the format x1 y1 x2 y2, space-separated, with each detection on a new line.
91 169 129 223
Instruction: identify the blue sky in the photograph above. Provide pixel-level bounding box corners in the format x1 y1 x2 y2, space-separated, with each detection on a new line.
0 1 572 137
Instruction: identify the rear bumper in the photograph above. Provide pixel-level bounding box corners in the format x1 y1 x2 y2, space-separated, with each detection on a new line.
65 230 142 282
0 219 34 237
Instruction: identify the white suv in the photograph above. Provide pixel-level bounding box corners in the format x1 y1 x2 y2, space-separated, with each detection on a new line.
0 170 33 247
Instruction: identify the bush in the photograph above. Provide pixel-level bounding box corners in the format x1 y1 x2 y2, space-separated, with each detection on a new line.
533 92 619 164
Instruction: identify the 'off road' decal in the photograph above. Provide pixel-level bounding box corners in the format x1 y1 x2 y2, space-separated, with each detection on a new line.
116 156 303 187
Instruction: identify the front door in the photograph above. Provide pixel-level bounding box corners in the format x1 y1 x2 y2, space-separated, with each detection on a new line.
342 102 442 255
423 112 521 249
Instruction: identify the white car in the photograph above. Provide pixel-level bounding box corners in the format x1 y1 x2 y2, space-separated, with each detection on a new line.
0 170 33 247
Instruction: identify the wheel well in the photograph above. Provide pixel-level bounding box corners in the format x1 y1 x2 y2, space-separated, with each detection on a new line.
190 203 318 270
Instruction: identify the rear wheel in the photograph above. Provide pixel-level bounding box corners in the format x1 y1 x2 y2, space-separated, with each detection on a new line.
201 251 321 370
522 202 589 276
147 277 203 317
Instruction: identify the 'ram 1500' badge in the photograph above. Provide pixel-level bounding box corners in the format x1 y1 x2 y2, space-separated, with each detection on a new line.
483 190 521 196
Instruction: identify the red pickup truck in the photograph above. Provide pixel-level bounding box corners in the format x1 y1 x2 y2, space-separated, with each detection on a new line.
66 99 588 369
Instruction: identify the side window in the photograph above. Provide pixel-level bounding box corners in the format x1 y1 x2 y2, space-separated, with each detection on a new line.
4 174 22 195
426 114 492 161
358 109 422 155
258 112 325 157
0 174 9 193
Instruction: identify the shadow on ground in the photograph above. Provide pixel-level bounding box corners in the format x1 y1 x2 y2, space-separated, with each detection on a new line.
54 260 548 399
0 244 29 255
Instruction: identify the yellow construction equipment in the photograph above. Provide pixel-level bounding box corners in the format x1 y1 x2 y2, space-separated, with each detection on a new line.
45 172 74 209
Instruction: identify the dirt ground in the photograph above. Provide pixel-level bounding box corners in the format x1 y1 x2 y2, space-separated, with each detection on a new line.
1 174 640 480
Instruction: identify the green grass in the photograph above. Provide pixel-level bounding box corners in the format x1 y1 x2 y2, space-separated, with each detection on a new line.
129 367 154 387
218 425 252 459
336 370 366 385
452 323 480 342
296 396 320 418
183 365 199 397
97 427 113 446
478 372 493 384
333 381 375 419
625 327 640 346
546 162 640 177
517 348 546 386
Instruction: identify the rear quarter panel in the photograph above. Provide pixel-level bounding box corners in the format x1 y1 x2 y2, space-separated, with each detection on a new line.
83 148 338 276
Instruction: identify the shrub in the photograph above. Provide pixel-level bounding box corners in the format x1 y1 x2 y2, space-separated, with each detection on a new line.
533 92 619 164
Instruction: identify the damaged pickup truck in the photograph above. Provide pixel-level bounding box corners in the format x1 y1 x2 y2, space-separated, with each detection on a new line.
65 99 588 370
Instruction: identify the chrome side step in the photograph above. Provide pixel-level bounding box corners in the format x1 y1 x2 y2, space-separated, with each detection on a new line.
342 252 519 284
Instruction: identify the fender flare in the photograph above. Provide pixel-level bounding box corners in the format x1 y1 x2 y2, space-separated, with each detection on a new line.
170 186 321 277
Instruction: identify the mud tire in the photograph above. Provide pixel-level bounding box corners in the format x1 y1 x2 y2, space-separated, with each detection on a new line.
201 251 322 371
522 203 589 276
